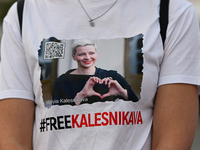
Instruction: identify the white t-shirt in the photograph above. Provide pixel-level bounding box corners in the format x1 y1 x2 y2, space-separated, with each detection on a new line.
0 0 200 149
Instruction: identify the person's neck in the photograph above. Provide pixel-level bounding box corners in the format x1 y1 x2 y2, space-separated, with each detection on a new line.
75 67 96 75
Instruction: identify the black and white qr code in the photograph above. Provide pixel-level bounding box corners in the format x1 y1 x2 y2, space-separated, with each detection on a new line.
44 42 65 59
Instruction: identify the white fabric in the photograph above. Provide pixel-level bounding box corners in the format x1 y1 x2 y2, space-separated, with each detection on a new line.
0 0 200 149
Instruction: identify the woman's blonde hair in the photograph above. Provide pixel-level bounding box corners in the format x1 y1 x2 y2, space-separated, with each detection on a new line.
72 39 97 56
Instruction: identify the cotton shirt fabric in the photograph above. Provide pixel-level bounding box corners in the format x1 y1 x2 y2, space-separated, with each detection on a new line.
0 0 200 149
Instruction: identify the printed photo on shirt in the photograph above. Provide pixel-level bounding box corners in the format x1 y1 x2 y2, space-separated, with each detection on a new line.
38 34 144 108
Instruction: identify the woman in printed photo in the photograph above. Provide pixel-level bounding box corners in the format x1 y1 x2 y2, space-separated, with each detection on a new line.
52 39 139 106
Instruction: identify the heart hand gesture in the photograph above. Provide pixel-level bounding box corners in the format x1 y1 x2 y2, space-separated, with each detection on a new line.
74 77 102 105
74 77 128 105
101 77 128 100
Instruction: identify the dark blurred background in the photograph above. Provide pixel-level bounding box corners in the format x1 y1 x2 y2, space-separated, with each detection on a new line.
0 0 16 21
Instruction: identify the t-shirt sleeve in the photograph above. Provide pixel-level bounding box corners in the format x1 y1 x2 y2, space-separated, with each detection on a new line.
0 3 34 101
158 2 200 87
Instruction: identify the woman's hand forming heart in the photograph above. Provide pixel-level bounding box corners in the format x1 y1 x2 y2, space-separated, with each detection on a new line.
74 77 128 105
74 77 102 105
101 77 128 100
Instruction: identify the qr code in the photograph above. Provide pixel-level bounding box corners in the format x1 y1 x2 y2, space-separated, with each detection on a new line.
44 42 65 59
